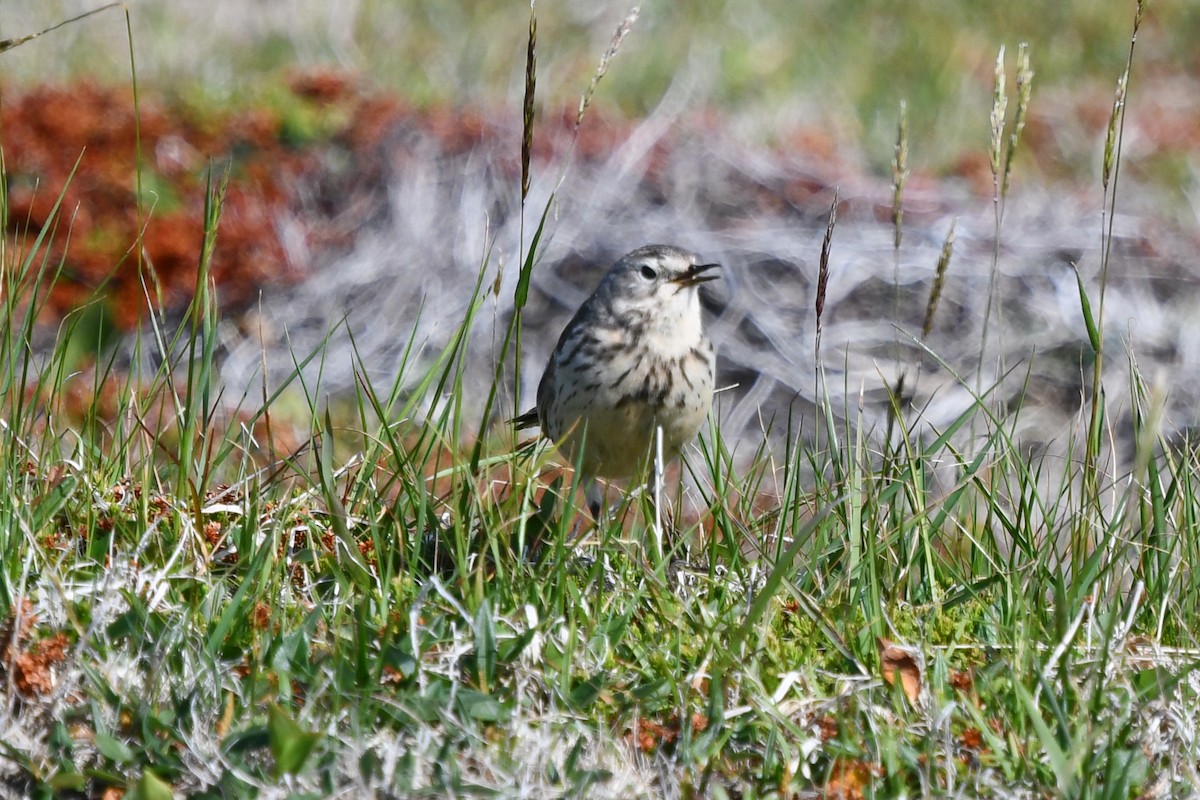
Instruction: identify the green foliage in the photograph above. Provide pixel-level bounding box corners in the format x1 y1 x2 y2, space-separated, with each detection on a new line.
268 704 322 777
0 1 1193 797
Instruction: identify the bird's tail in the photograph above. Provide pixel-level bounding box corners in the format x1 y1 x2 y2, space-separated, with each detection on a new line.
511 407 540 430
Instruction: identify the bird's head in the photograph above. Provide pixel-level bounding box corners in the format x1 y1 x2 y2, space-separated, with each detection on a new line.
598 244 720 317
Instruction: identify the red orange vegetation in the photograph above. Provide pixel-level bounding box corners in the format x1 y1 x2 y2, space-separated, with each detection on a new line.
0 597 70 697
627 712 708 754
1 72 403 329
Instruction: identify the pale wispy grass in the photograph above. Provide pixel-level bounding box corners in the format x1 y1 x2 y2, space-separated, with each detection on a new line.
2 1 1199 798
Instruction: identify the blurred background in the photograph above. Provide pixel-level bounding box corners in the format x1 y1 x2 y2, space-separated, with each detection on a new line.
7 0 1200 185
4 0 1200 461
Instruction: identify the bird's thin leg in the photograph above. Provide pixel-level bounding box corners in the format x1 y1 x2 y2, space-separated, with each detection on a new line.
585 479 604 525
564 479 598 543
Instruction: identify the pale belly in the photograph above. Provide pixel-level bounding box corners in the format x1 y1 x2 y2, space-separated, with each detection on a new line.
546 345 714 479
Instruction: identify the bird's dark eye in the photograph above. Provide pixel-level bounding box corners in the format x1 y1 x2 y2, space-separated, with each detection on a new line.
639 265 657 280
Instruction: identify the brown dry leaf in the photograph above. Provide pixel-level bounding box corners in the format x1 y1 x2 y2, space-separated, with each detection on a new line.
13 633 69 695
44 462 69 489
960 726 984 750
877 638 921 703
814 714 839 741
825 759 881 800
630 718 671 753
0 598 37 657
949 668 974 693
251 602 272 630
1 600 70 697
215 692 236 738
627 713 706 754
203 520 223 546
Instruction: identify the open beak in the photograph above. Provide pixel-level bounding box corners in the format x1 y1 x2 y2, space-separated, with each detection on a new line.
671 262 721 287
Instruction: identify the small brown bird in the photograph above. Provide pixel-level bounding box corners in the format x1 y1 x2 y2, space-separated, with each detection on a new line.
517 244 719 517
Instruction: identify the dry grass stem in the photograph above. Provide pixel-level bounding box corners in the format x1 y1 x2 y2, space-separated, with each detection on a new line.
576 6 641 128
521 6 537 203
921 220 956 340
989 46 1008 182
891 101 908 254
814 188 837 358
1001 44 1033 200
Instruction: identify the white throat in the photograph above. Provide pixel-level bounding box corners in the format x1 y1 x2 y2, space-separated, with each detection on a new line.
646 288 703 356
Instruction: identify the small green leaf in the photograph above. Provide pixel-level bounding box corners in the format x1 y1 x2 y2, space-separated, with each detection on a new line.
474 600 496 691
359 749 382 783
513 200 553 309
603 613 630 645
1013 679 1074 795
1070 263 1101 354
268 704 321 777
48 772 87 792
31 474 76 531
1133 661 1200 703
129 770 175 800
498 628 536 663
1100 747 1147 799
94 733 134 764
568 674 604 709
564 736 586 775
49 721 74 758
459 690 509 722
221 724 269 758
320 408 372 589
1132 666 1175 702
631 678 671 701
